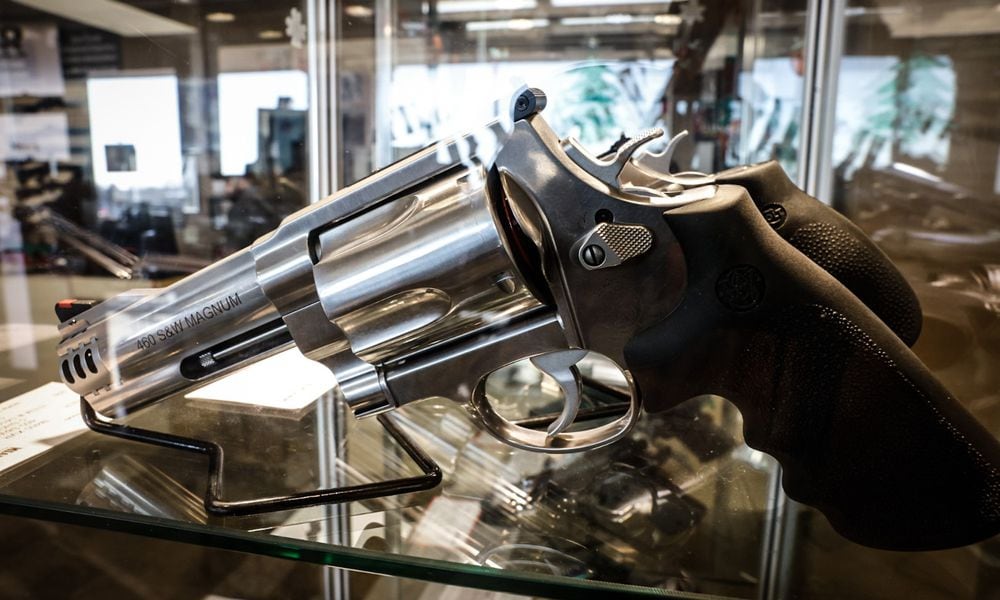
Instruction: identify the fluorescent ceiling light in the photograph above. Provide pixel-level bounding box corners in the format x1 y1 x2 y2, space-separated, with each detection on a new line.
655 14 681 25
437 0 536 14
13 0 196 37
206 12 236 23
552 0 671 7
258 30 284 40
561 14 655 26
345 5 374 17
892 162 942 183
466 18 548 31
844 6 906 18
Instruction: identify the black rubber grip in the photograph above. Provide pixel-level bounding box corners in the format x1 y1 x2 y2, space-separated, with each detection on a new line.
718 161 923 346
625 185 1000 551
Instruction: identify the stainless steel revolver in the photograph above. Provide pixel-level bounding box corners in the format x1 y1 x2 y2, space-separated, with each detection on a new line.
56 88 1000 551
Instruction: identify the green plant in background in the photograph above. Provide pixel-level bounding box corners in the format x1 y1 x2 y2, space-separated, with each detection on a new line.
745 97 801 179
896 54 954 165
844 53 955 174
558 64 623 145
544 60 674 153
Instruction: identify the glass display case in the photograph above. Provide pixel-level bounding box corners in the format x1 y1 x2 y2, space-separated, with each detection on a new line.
0 0 997 599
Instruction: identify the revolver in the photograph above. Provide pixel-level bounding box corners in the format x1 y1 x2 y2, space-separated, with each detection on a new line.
56 89 1000 551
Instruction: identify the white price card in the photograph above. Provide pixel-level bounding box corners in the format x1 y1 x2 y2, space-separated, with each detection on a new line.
185 348 337 410
0 382 87 473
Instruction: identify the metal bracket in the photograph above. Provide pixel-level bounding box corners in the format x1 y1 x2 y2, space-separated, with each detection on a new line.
80 398 442 517
77 374 631 516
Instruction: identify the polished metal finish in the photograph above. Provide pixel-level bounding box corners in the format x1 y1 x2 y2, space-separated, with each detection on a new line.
57 248 286 417
633 130 688 178
313 167 538 362
310 165 546 417
58 94 701 453
249 122 514 420
563 127 717 208
529 349 588 437
564 128 663 192
620 159 718 204
496 116 688 363
625 130 718 194
647 184 720 207
575 222 653 271
617 131 723 207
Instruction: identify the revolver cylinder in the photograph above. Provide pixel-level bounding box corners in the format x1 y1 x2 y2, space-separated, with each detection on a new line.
313 168 541 365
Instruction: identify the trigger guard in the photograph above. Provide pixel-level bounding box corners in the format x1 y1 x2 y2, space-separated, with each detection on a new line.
468 369 642 453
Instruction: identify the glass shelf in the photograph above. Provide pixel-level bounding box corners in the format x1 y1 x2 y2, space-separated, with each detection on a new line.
0 339 777 599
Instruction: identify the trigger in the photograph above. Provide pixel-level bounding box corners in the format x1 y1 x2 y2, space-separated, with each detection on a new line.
529 349 588 438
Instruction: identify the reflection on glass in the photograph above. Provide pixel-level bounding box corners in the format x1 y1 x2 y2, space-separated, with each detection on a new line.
0 1 312 283
389 59 675 157
0 113 70 163
834 55 955 179
791 3 1000 599
341 0 809 183
87 74 185 191
0 0 827 597
217 70 309 177
742 55 804 176
386 393 771 595
0 23 65 97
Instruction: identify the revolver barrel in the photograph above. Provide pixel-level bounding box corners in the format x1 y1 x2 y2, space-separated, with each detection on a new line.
57 248 289 417
57 131 551 422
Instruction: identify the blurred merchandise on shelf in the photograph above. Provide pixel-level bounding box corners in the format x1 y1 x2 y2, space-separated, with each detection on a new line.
0 0 998 599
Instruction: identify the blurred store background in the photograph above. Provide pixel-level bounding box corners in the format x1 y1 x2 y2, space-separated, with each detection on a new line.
0 0 997 598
